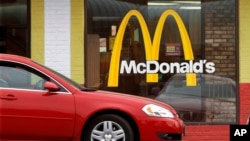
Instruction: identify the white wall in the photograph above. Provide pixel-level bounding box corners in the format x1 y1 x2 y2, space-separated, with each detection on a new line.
44 0 71 77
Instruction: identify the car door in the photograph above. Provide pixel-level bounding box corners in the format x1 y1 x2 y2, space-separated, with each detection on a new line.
0 63 75 140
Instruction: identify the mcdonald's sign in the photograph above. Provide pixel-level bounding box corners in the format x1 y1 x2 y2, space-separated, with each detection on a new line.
108 9 196 87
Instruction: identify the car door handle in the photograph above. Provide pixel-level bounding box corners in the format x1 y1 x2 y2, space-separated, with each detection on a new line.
0 94 18 100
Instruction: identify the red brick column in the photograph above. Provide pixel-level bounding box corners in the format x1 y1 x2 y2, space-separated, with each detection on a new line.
239 83 250 124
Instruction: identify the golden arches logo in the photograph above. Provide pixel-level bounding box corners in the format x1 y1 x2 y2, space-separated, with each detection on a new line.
108 9 196 87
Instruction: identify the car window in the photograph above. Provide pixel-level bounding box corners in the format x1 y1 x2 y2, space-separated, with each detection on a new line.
35 61 84 90
0 65 46 90
0 61 67 92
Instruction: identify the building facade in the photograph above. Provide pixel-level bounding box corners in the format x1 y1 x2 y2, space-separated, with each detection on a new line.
1 0 250 140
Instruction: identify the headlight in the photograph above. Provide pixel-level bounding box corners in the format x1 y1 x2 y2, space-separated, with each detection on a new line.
142 104 174 118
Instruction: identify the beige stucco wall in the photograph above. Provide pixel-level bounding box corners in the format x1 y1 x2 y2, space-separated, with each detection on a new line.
239 0 250 83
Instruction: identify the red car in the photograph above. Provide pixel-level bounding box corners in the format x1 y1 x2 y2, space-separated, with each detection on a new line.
0 54 184 141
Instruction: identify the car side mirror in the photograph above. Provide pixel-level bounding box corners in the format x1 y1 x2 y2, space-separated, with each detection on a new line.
44 81 60 92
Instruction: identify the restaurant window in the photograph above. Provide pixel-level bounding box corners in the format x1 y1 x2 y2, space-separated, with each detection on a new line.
86 0 237 124
0 0 29 57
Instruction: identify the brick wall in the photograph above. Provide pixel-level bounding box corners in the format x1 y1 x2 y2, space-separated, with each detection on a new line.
204 0 236 80
205 98 236 123
44 0 71 77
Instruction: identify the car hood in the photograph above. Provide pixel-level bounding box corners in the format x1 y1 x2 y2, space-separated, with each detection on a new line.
80 89 178 114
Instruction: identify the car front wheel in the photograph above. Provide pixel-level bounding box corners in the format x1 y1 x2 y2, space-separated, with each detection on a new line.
83 114 134 141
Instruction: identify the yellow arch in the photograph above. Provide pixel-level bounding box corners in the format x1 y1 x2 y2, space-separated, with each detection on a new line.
154 9 194 60
108 9 195 87
108 10 155 87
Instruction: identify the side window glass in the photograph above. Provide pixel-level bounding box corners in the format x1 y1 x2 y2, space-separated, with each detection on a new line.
0 66 11 87
0 65 45 90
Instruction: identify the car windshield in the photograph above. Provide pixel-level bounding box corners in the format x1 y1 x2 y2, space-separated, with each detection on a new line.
163 82 201 96
159 74 201 96
33 61 95 91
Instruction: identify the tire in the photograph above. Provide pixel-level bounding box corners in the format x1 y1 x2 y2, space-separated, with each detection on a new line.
83 114 134 141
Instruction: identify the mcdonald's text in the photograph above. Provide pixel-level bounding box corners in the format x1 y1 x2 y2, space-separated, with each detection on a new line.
120 60 215 74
